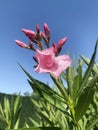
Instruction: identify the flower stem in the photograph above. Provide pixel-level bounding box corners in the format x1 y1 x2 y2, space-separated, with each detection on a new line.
67 97 81 130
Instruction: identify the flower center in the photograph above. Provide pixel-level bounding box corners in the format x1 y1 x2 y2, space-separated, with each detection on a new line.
44 55 55 68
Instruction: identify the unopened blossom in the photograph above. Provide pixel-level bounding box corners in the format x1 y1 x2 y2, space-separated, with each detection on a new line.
41 31 46 39
57 37 67 51
34 47 72 79
22 29 36 41
52 43 58 56
15 40 29 48
41 31 49 47
43 23 50 41
52 37 67 55
36 24 40 33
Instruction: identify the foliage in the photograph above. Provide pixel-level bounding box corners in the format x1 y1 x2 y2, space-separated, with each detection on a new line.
14 22 98 129
15 40 98 130
0 40 98 130
0 94 22 130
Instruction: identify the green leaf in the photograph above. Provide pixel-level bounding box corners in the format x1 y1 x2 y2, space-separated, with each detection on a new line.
66 67 74 97
10 127 66 130
14 95 21 115
50 75 68 102
4 97 11 124
42 92 68 114
72 75 79 102
77 40 98 97
81 55 98 75
86 114 98 130
19 64 67 111
0 103 4 116
14 118 20 129
75 75 98 121
29 80 67 114
19 64 61 98
72 62 83 102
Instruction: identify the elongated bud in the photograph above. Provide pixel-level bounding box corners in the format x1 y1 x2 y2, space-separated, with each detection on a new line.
15 40 29 48
41 31 48 47
57 37 67 53
52 43 58 56
57 37 67 48
43 23 50 41
36 24 42 42
41 31 46 39
36 24 40 34
22 29 36 41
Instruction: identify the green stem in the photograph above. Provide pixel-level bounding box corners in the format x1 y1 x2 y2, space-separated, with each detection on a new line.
67 97 81 130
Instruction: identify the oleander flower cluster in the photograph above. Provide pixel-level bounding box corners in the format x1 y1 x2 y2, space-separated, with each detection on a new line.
15 23 72 79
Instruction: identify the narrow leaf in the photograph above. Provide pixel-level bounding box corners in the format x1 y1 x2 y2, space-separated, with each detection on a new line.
75 75 98 121
81 55 98 75
10 127 66 130
50 75 68 102
66 67 73 97
77 40 98 97
86 114 98 130
29 80 67 114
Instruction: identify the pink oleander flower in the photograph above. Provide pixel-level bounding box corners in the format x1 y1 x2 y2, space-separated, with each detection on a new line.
22 29 36 41
34 47 72 79
15 40 29 48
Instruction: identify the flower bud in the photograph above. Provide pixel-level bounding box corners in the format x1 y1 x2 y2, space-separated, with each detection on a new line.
22 29 36 41
41 31 46 39
36 24 40 34
57 37 67 53
52 43 58 56
15 40 29 48
41 31 48 47
43 23 50 41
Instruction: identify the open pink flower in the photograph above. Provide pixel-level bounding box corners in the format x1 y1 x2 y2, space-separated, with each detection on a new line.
34 47 72 79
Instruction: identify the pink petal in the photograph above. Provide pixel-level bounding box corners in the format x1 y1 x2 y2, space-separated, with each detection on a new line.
34 48 72 79
52 55 72 78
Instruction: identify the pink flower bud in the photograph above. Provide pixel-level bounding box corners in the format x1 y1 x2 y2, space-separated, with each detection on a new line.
41 31 46 39
43 23 50 40
52 43 58 56
22 29 36 41
57 37 67 53
15 40 28 48
36 24 40 33
41 31 48 46
57 37 67 48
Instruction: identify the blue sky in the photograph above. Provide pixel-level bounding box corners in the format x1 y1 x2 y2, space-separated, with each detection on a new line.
0 0 98 94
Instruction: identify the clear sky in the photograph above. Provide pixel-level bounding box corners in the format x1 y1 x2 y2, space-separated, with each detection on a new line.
0 0 98 95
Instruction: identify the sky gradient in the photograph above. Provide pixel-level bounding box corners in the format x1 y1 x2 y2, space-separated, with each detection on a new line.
0 0 98 94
